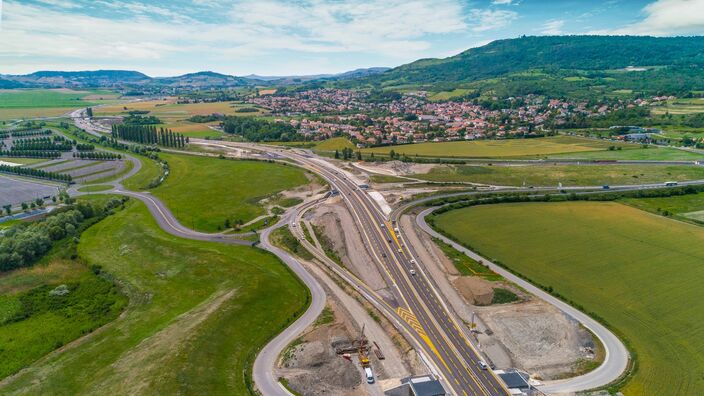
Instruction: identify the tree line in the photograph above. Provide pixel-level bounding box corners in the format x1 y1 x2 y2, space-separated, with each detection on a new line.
111 124 188 148
73 151 121 160
0 197 128 272
221 116 302 142
0 164 72 183
0 150 61 159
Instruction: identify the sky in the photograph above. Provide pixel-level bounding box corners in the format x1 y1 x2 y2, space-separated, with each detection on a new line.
1 0 703 77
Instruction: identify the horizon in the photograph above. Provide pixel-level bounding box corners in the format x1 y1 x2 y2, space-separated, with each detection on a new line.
3 34 704 79
2 0 704 76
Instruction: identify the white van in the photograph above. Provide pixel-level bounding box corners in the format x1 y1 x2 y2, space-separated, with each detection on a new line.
364 367 374 384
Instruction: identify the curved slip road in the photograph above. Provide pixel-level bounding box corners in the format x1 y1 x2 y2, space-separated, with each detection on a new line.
415 206 630 394
69 112 327 395
252 212 327 396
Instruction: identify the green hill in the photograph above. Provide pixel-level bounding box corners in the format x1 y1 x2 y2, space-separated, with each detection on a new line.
351 36 704 98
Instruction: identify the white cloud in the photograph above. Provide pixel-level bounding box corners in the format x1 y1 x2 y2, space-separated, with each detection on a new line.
468 9 518 32
601 0 704 35
0 0 471 74
492 0 516 4
541 19 565 35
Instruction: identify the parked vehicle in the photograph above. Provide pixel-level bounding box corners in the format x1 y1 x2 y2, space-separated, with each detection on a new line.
364 367 374 384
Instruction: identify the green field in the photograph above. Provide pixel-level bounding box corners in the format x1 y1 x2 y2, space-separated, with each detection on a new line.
651 98 704 115
77 185 113 192
313 137 356 152
621 192 704 224
121 155 162 191
0 89 122 121
153 153 309 232
0 199 308 394
416 164 704 186
546 146 704 161
433 201 704 395
361 136 631 158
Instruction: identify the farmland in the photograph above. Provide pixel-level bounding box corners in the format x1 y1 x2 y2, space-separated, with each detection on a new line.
545 145 704 161
651 98 704 115
432 201 704 395
361 136 631 158
95 98 267 138
415 163 704 186
621 192 704 223
0 89 120 120
0 199 309 394
152 153 309 232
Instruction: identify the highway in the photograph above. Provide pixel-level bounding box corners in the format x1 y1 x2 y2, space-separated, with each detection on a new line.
67 113 685 394
229 144 512 396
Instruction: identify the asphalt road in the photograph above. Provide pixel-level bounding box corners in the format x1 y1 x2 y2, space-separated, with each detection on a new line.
253 212 327 396
231 144 512 396
65 118 693 395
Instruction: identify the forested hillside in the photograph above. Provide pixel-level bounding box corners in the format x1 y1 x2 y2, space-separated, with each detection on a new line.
374 36 704 84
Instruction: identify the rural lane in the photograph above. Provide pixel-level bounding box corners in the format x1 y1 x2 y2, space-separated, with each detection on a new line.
415 207 630 394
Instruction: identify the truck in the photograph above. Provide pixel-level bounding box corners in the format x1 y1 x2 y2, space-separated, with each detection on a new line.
364 367 374 384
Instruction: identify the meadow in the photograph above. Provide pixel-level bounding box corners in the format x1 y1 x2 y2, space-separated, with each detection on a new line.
432 201 704 395
361 136 631 158
0 199 308 394
415 163 704 187
152 153 309 232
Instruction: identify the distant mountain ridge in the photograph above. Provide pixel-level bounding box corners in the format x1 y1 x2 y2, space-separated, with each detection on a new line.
0 67 390 89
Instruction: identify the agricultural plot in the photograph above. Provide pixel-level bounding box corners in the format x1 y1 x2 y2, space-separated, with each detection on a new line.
432 201 704 395
95 98 266 137
361 136 632 158
0 89 121 121
621 192 704 224
546 145 704 161
0 175 60 207
415 163 704 187
152 153 310 232
0 200 308 394
651 98 704 115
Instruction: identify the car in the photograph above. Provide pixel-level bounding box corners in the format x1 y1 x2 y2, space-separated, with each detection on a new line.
388 239 392 243
409 269 416 275
478 361 488 370
381 253 387 258
398 249 402 253
381 223 386 227
410 259 416 264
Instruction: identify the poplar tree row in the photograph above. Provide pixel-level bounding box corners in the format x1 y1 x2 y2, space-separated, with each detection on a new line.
111 125 188 148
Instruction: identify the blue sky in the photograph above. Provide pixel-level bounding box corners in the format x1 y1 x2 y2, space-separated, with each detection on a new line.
1 0 703 76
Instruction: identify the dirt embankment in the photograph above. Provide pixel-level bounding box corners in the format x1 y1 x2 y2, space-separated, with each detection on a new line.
308 203 390 293
399 213 599 380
